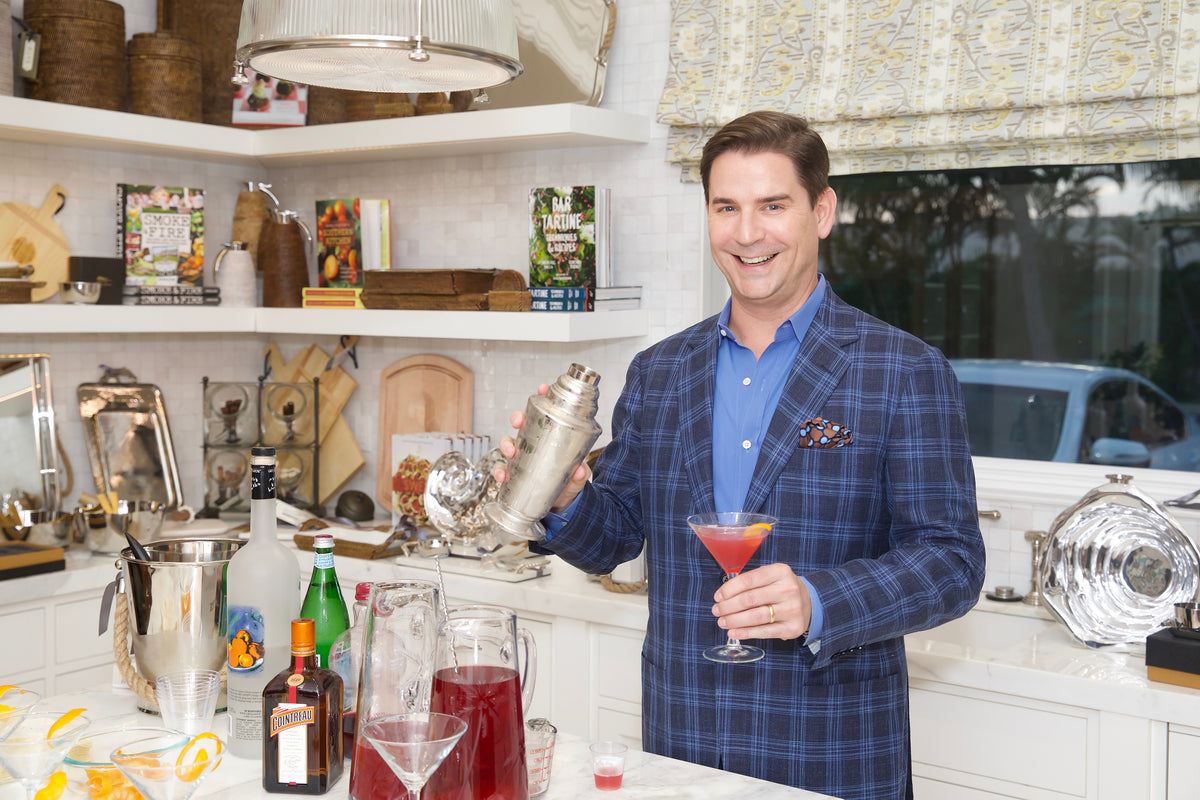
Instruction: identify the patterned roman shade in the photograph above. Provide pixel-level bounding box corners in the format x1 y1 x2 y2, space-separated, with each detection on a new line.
657 0 1200 180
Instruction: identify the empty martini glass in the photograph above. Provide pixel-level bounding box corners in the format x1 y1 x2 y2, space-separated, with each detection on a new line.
110 732 223 800
0 710 90 800
0 687 40 739
362 713 468 800
688 511 776 663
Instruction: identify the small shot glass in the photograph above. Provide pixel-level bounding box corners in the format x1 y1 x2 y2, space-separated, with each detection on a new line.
155 668 221 735
590 741 628 791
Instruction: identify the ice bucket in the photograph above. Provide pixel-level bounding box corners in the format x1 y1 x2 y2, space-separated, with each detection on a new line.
116 537 242 707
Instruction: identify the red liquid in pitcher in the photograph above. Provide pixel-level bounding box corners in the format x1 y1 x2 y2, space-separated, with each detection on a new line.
348 735 408 800
424 664 527 800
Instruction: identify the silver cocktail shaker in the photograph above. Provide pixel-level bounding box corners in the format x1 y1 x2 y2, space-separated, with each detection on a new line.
485 363 602 541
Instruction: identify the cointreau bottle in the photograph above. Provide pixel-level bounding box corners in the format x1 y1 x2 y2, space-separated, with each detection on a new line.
263 618 344 794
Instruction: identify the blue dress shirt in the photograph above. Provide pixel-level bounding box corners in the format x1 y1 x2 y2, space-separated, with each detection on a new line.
712 276 826 646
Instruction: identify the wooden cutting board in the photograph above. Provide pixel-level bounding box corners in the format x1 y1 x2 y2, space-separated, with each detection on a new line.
266 343 366 505
0 185 70 303
376 354 474 506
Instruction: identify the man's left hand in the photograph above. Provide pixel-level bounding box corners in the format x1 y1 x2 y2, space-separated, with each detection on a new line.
713 563 811 641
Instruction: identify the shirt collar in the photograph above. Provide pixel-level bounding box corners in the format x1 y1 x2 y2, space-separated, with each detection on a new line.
717 273 827 345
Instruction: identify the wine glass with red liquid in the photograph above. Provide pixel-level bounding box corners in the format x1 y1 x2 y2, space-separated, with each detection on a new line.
688 512 776 664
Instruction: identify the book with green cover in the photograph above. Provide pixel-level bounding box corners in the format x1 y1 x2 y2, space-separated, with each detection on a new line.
528 186 609 307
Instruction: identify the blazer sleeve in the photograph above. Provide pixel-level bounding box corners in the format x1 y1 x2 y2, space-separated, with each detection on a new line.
801 346 985 670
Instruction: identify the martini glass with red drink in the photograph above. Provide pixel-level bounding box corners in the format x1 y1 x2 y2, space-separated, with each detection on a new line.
687 511 776 664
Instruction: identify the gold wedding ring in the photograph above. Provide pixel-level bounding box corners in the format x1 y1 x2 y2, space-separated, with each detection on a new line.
767 603 776 624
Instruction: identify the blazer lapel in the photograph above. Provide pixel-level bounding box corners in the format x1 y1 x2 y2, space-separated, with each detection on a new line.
677 324 719 514
743 293 858 514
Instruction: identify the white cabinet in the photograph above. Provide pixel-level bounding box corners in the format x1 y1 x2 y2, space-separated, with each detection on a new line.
1 586 114 694
592 625 642 748
911 673 1163 800
1168 724 1200 798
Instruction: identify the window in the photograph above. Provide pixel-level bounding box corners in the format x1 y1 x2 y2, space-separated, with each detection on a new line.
823 160 1200 475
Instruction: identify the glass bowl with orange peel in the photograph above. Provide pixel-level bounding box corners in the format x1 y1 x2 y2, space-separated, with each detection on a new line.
63 726 189 800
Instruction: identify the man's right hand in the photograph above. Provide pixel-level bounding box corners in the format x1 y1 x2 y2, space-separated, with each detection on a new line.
495 383 592 513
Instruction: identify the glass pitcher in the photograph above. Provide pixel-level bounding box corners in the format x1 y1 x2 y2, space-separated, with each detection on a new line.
424 605 537 800
348 579 440 800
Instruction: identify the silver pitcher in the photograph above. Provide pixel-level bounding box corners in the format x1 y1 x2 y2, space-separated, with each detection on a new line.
485 363 602 541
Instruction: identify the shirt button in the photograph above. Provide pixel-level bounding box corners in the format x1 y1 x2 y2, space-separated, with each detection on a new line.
742 377 751 386
742 440 752 449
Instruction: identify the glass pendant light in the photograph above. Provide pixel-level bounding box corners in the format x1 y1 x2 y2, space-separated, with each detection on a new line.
233 0 523 93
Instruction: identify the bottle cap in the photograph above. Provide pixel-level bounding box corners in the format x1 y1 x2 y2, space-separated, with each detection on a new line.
291 618 316 655
313 533 334 549
355 581 372 601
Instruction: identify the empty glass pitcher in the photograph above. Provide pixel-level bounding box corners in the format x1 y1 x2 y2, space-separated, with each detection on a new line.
348 579 440 800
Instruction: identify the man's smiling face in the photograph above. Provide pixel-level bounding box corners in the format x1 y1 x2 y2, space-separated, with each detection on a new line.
707 149 836 320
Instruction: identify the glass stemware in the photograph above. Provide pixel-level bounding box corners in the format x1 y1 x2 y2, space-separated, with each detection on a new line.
688 511 776 664
362 713 467 800
0 688 41 739
0 711 90 800
110 732 223 800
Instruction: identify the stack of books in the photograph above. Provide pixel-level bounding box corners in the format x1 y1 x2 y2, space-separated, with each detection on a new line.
123 285 220 305
303 287 363 308
530 285 640 312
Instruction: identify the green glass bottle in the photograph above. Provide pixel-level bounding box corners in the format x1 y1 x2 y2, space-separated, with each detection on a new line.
299 533 350 668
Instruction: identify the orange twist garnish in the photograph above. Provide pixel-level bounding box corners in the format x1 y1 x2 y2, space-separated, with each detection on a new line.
175 733 222 782
47 708 85 739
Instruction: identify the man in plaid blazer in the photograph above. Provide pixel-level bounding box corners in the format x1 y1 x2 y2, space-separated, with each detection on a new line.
504 111 985 800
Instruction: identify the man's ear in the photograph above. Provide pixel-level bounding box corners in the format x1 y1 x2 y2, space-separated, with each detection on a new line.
815 187 837 239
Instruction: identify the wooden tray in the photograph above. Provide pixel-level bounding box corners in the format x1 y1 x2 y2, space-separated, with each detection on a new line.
293 530 406 561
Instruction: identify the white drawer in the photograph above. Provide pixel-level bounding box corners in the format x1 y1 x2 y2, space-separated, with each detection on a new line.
0 606 47 675
594 627 641 706
55 597 112 663
911 685 1090 797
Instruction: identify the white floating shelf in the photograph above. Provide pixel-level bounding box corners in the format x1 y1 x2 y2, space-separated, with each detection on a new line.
0 97 650 167
4 304 649 342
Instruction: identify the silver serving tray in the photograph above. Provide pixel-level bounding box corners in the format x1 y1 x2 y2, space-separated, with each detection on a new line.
1039 474 1199 648
78 382 184 510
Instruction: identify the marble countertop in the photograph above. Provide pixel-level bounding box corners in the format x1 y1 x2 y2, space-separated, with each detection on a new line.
905 594 1200 725
0 691 835 800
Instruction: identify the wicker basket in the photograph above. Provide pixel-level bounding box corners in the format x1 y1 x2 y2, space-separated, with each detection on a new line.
306 86 348 126
23 0 126 112
127 31 203 122
168 0 241 126
345 91 416 122
0 0 12 97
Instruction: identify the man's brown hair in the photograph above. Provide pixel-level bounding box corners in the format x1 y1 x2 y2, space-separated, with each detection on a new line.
700 111 830 208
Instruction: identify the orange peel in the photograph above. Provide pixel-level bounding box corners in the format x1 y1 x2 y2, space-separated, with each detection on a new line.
175 732 221 782
742 522 773 539
47 708 85 739
34 770 66 800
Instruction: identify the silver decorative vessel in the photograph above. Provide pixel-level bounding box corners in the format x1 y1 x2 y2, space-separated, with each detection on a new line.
485 364 602 541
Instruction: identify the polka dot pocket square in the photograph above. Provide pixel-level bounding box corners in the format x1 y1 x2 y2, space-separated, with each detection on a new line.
798 417 853 449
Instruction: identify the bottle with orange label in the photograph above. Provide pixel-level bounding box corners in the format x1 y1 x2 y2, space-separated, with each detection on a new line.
262 618 344 794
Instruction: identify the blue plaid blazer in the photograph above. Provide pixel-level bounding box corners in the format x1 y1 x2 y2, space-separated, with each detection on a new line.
548 288 985 800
